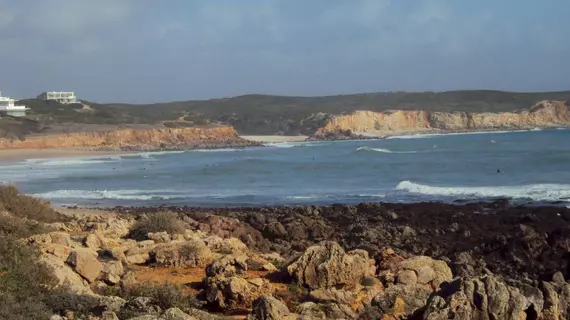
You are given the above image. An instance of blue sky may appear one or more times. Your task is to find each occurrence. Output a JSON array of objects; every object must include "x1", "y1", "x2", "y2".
[{"x1": 0, "y1": 0, "x2": 569, "y2": 103}]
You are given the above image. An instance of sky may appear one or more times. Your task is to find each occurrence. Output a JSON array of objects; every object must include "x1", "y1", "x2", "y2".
[{"x1": 0, "y1": 0, "x2": 569, "y2": 103}]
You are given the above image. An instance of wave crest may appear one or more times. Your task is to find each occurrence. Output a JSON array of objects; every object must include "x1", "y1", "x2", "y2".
[
  {"x1": 396, "y1": 180, "x2": 570, "y2": 202},
  {"x1": 357, "y1": 146, "x2": 418, "y2": 154}
]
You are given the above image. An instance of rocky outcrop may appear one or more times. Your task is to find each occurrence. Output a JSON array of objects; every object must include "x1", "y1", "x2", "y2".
[
  {"x1": 287, "y1": 241, "x2": 376, "y2": 290},
  {"x1": 311, "y1": 100, "x2": 570, "y2": 139},
  {"x1": 0, "y1": 126, "x2": 260, "y2": 151},
  {"x1": 149, "y1": 240, "x2": 213, "y2": 268},
  {"x1": 203, "y1": 276, "x2": 274, "y2": 310}
]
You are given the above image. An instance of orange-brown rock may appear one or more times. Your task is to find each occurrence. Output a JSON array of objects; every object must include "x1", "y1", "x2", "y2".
[
  {"x1": 313, "y1": 100, "x2": 570, "y2": 138},
  {"x1": 0, "y1": 126, "x2": 259, "y2": 151}
]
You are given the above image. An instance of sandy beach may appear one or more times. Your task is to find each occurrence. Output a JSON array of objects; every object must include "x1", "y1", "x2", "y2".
[
  {"x1": 240, "y1": 135, "x2": 308, "y2": 143},
  {"x1": 0, "y1": 149, "x2": 128, "y2": 163}
]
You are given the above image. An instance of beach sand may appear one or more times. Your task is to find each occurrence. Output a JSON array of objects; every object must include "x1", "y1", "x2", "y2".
[
  {"x1": 0, "y1": 149, "x2": 128, "y2": 163},
  {"x1": 240, "y1": 135, "x2": 308, "y2": 143}
]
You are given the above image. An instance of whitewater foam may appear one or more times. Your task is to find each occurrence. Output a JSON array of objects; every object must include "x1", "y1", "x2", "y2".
[
  {"x1": 396, "y1": 180, "x2": 570, "y2": 202},
  {"x1": 34, "y1": 189, "x2": 186, "y2": 201},
  {"x1": 386, "y1": 130, "x2": 531, "y2": 140},
  {"x1": 357, "y1": 146, "x2": 418, "y2": 154}
]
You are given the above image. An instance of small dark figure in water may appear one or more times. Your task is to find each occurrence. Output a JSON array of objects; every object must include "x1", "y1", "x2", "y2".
[{"x1": 497, "y1": 169, "x2": 501, "y2": 173}]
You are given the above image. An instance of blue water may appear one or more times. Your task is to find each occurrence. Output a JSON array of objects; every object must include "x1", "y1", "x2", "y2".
[{"x1": 1, "y1": 129, "x2": 569, "y2": 207}]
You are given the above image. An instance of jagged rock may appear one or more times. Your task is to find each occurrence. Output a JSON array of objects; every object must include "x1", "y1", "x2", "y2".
[
  {"x1": 27, "y1": 233, "x2": 52, "y2": 245},
  {"x1": 297, "y1": 301, "x2": 357, "y2": 319},
  {"x1": 100, "y1": 260, "x2": 125, "y2": 285},
  {"x1": 102, "y1": 311, "x2": 120, "y2": 320},
  {"x1": 148, "y1": 231, "x2": 172, "y2": 244},
  {"x1": 287, "y1": 241, "x2": 376, "y2": 290},
  {"x1": 128, "y1": 316, "x2": 159, "y2": 320},
  {"x1": 50, "y1": 232, "x2": 73, "y2": 246},
  {"x1": 124, "y1": 240, "x2": 157, "y2": 265},
  {"x1": 260, "y1": 262, "x2": 278, "y2": 272},
  {"x1": 247, "y1": 296, "x2": 297, "y2": 320},
  {"x1": 203, "y1": 276, "x2": 274, "y2": 310},
  {"x1": 203, "y1": 236, "x2": 248, "y2": 254},
  {"x1": 371, "y1": 284, "x2": 432, "y2": 319},
  {"x1": 66, "y1": 247, "x2": 102, "y2": 283},
  {"x1": 160, "y1": 307, "x2": 198, "y2": 320},
  {"x1": 39, "y1": 254, "x2": 94, "y2": 295},
  {"x1": 422, "y1": 275, "x2": 546, "y2": 320},
  {"x1": 185, "y1": 308, "x2": 234, "y2": 320},
  {"x1": 83, "y1": 232, "x2": 106, "y2": 250},
  {"x1": 150, "y1": 239, "x2": 213, "y2": 268},
  {"x1": 388, "y1": 256, "x2": 453, "y2": 289},
  {"x1": 206, "y1": 254, "x2": 248, "y2": 277},
  {"x1": 120, "y1": 271, "x2": 138, "y2": 289},
  {"x1": 44, "y1": 243, "x2": 73, "y2": 260}
]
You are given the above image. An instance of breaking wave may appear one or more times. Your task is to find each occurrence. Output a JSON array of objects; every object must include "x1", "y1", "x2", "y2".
[
  {"x1": 357, "y1": 146, "x2": 418, "y2": 154},
  {"x1": 34, "y1": 189, "x2": 186, "y2": 201},
  {"x1": 396, "y1": 180, "x2": 570, "y2": 202}
]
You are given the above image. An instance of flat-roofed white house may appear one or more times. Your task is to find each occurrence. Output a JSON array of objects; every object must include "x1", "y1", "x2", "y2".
[
  {"x1": 37, "y1": 91, "x2": 78, "y2": 104},
  {"x1": 0, "y1": 92, "x2": 28, "y2": 117}
]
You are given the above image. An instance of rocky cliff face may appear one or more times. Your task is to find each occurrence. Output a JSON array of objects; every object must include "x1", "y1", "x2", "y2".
[
  {"x1": 0, "y1": 126, "x2": 259, "y2": 151},
  {"x1": 312, "y1": 100, "x2": 570, "y2": 139}
]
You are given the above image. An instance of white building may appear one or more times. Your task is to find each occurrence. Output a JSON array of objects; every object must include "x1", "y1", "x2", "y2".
[
  {"x1": 37, "y1": 91, "x2": 78, "y2": 104},
  {"x1": 0, "y1": 92, "x2": 28, "y2": 117}
]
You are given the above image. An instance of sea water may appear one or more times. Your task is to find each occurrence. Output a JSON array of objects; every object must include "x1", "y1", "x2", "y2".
[{"x1": 1, "y1": 129, "x2": 569, "y2": 207}]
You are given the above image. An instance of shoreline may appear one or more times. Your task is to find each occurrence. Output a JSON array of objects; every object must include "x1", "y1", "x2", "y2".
[
  {"x1": 0, "y1": 149, "x2": 131, "y2": 163},
  {"x1": 0, "y1": 127, "x2": 564, "y2": 163}
]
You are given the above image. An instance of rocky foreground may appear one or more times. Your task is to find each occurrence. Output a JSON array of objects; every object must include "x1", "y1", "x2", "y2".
[{"x1": 15, "y1": 200, "x2": 567, "y2": 320}]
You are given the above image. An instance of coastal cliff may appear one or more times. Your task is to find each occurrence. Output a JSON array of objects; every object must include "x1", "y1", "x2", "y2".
[
  {"x1": 311, "y1": 100, "x2": 570, "y2": 139},
  {"x1": 0, "y1": 126, "x2": 259, "y2": 151}
]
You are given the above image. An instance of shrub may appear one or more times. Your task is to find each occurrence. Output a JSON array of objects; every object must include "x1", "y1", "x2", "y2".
[
  {"x1": 43, "y1": 291, "x2": 101, "y2": 317},
  {"x1": 0, "y1": 184, "x2": 68, "y2": 223},
  {"x1": 127, "y1": 212, "x2": 185, "y2": 241},
  {"x1": 114, "y1": 283, "x2": 203, "y2": 318},
  {"x1": 0, "y1": 214, "x2": 50, "y2": 238}
]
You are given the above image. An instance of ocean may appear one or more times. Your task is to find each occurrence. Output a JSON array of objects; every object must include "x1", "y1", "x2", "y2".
[{"x1": 1, "y1": 129, "x2": 569, "y2": 207}]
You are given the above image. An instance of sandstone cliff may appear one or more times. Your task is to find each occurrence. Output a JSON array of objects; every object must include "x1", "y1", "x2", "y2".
[
  {"x1": 312, "y1": 100, "x2": 570, "y2": 139},
  {"x1": 0, "y1": 126, "x2": 259, "y2": 151}
]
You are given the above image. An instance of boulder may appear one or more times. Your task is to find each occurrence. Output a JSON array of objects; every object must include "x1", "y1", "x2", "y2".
[
  {"x1": 206, "y1": 254, "x2": 249, "y2": 277},
  {"x1": 83, "y1": 232, "x2": 106, "y2": 250},
  {"x1": 247, "y1": 296, "x2": 297, "y2": 320},
  {"x1": 66, "y1": 247, "x2": 102, "y2": 283},
  {"x1": 160, "y1": 308, "x2": 198, "y2": 320},
  {"x1": 50, "y1": 232, "x2": 73, "y2": 246},
  {"x1": 296, "y1": 301, "x2": 357, "y2": 319},
  {"x1": 422, "y1": 276, "x2": 546, "y2": 320},
  {"x1": 286, "y1": 241, "x2": 376, "y2": 290},
  {"x1": 44, "y1": 243, "x2": 73, "y2": 260},
  {"x1": 203, "y1": 236, "x2": 248, "y2": 254},
  {"x1": 39, "y1": 254, "x2": 94, "y2": 295},
  {"x1": 124, "y1": 240, "x2": 157, "y2": 265},
  {"x1": 100, "y1": 260, "x2": 125, "y2": 285},
  {"x1": 148, "y1": 231, "x2": 171, "y2": 244},
  {"x1": 371, "y1": 284, "x2": 432, "y2": 319},
  {"x1": 203, "y1": 276, "x2": 274, "y2": 310},
  {"x1": 102, "y1": 311, "x2": 120, "y2": 320},
  {"x1": 396, "y1": 256, "x2": 453, "y2": 289},
  {"x1": 151, "y1": 240, "x2": 213, "y2": 268}
]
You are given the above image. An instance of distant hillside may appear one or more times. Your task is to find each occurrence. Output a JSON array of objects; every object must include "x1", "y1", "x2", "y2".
[{"x1": 17, "y1": 90, "x2": 570, "y2": 135}]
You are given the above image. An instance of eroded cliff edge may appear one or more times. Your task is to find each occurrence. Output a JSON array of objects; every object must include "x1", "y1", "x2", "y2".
[
  {"x1": 0, "y1": 126, "x2": 259, "y2": 151},
  {"x1": 311, "y1": 100, "x2": 570, "y2": 139}
]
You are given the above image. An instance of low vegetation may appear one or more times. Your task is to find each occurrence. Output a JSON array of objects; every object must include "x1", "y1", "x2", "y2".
[
  {"x1": 127, "y1": 211, "x2": 186, "y2": 241},
  {"x1": 0, "y1": 186, "x2": 87, "y2": 319},
  {"x1": 0, "y1": 184, "x2": 68, "y2": 223}
]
